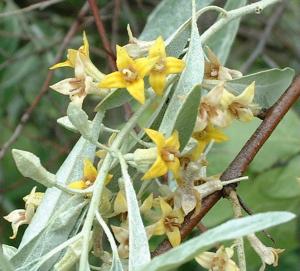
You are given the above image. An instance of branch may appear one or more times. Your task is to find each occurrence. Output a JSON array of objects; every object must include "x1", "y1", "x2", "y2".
[
  {"x1": 87, "y1": 0, "x2": 116, "y2": 70},
  {"x1": 0, "y1": 0, "x2": 64, "y2": 18},
  {"x1": 0, "y1": 2, "x2": 90, "y2": 161},
  {"x1": 241, "y1": 0, "x2": 288, "y2": 73},
  {"x1": 152, "y1": 75, "x2": 300, "y2": 256}
]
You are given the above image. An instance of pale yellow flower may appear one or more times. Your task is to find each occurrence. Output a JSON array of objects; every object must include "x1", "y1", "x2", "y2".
[
  {"x1": 50, "y1": 54, "x2": 99, "y2": 106},
  {"x1": 195, "y1": 83, "x2": 228, "y2": 132},
  {"x1": 50, "y1": 32, "x2": 104, "y2": 81},
  {"x1": 142, "y1": 129, "x2": 181, "y2": 180},
  {"x1": 4, "y1": 186, "x2": 43, "y2": 239},
  {"x1": 98, "y1": 45, "x2": 156, "y2": 104},
  {"x1": 148, "y1": 36, "x2": 185, "y2": 95},
  {"x1": 68, "y1": 159, "x2": 112, "y2": 190},
  {"x1": 111, "y1": 224, "x2": 154, "y2": 259},
  {"x1": 247, "y1": 234, "x2": 284, "y2": 271},
  {"x1": 153, "y1": 197, "x2": 184, "y2": 247},
  {"x1": 191, "y1": 125, "x2": 228, "y2": 160},
  {"x1": 204, "y1": 47, "x2": 242, "y2": 81},
  {"x1": 195, "y1": 245, "x2": 240, "y2": 271},
  {"x1": 221, "y1": 82, "x2": 256, "y2": 123}
]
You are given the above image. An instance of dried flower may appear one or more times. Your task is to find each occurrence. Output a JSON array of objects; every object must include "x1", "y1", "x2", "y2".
[{"x1": 247, "y1": 234, "x2": 284, "y2": 271}]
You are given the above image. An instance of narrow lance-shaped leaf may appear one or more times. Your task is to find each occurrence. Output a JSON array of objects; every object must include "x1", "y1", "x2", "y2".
[
  {"x1": 159, "y1": 2, "x2": 204, "y2": 149},
  {"x1": 13, "y1": 112, "x2": 104, "y2": 270},
  {"x1": 119, "y1": 154, "x2": 150, "y2": 271},
  {"x1": 205, "y1": 0, "x2": 247, "y2": 64},
  {"x1": 138, "y1": 212, "x2": 295, "y2": 271}
]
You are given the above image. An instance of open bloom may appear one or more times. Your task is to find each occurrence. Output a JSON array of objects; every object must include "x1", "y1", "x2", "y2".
[
  {"x1": 221, "y1": 81, "x2": 257, "y2": 123},
  {"x1": 204, "y1": 47, "x2": 242, "y2": 81},
  {"x1": 247, "y1": 234, "x2": 284, "y2": 271},
  {"x1": 191, "y1": 125, "x2": 228, "y2": 160},
  {"x1": 153, "y1": 197, "x2": 184, "y2": 247},
  {"x1": 148, "y1": 36, "x2": 185, "y2": 95},
  {"x1": 99, "y1": 45, "x2": 156, "y2": 104},
  {"x1": 50, "y1": 54, "x2": 100, "y2": 106},
  {"x1": 68, "y1": 159, "x2": 112, "y2": 189},
  {"x1": 195, "y1": 245, "x2": 240, "y2": 271},
  {"x1": 50, "y1": 32, "x2": 104, "y2": 81},
  {"x1": 4, "y1": 187, "x2": 43, "y2": 239},
  {"x1": 142, "y1": 129, "x2": 181, "y2": 180},
  {"x1": 195, "y1": 83, "x2": 228, "y2": 132}
]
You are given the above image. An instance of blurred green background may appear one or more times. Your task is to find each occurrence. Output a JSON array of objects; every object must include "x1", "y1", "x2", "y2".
[{"x1": 0, "y1": 0, "x2": 299, "y2": 270}]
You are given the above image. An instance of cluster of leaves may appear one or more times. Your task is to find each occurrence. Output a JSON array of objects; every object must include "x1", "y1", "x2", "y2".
[{"x1": 1, "y1": 0, "x2": 300, "y2": 271}]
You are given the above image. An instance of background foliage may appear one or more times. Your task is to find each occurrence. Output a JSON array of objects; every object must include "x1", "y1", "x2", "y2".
[{"x1": 0, "y1": 0, "x2": 299, "y2": 270}]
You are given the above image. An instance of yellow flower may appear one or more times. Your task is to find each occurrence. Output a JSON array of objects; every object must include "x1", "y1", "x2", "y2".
[
  {"x1": 195, "y1": 245, "x2": 240, "y2": 271},
  {"x1": 204, "y1": 47, "x2": 242, "y2": 81},
  {"x1": 142, "y1": 129, "x2": 181, "y2": 180},
  {"x1": 50, "y1": 32, "x2": 104, "y2": 81},
  {"x1": 221, "y1": 82, "x2": 257, "y2": 123},
  {"x1": 50, "y1": 54, "x2": 99, "y2": 106},
  {"x1": 98, "y1": 45, "x2": 156, "y2": 104},
  {"x1": 191, "y1": 125, "x2": 228, "y2": 160},
  {"x1": 148, "y1": 36, "x2": 185, "y2": 95},
  {"x1": 4, "y1": 186, "x2": 43, "y2": 239},
  {"x1": 68, "y1": 159, "x2": 112, "y2": 189},
  {"x1": 153, "y1": 197, "x2": 184, "y2": 247}
]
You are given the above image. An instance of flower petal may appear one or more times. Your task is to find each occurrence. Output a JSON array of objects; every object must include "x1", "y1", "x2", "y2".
[
  {"x1": 83, "y1": 159, "x2": 97, "y2": 181},
  {"x1": 236, "y1": 81, "x2": 255, "y2": 105},
  {"x1": 159, "y1": 197, "x2": 173, "y2": 216},
  {"x1": 166, "y1": 226, "x2": 181, "y2": 247},
  {"x1": 142, "y1": 155, "x2": 168, "y2": 180},
  {"x1": 116, "y1": 45, "x2": 134, "y2": 70},
  {"x1": 140, "y1": 193, "x2": 153, "y2": 214},
  {"x1": 203, "y1": 83, "x2": 224, "y2": 106},
  {"x1": 68, "y1": 180, "x2": 87, "y2": 190},
  {"x1": 67, "y1": 49, "x2": 78, "y2": 67},
  {"x1": 195, "y1": 252, "x2": 215, "y2": 269},
  {"x1": 49, "y1": 59, "x2": 73, "y2": 70},
  {"x1": 135, "y1": 57, "x2": 157, "y2": 78},
  {"x1": 153, "y1": 220, "x2": 166, "y2": 235},
  {"x1": 149, "y1": 36, "x2": 166, "y2": 58},
  {"x1": 81, "y1": 31, "x2": 90, "y2": 57},
  {"x1": 165, "y1": 57, "x2": 185, "y2": 74},
  {"x1": 165, "y1": 130, "x2": 180, "y2": 150},
  {"x1": 111, "y1": 225, "x2": 129, "y2": 244},
  {"x1": 167, "y1": 157, "x2": 180, "y2": 179},
  {"x1": 113, "y1": 191, "x2": 128, "y2": 215},
  {"x1": 149, "y1": 71, "x2": 166, "y2": 95},
  {"x1": 144, "y1": 128, "x2": 165, "y2": 149},
  {"x1": 50, "y1": 78, "x2": 76, "y2": 95},
  {"x1": 98, "y1": 71, "x2": 127, "y2": 89},
  {"x1": 126, "y1": 79, "x2": 145, "y2": 104},
  {"x1": 191, "y1": 140, "x2": 207, "y2": 161}
]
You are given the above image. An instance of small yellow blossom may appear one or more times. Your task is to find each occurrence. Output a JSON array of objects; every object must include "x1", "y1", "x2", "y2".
[
  {"x1": 50, "y1": 55, "x2": 99, "y2": 106},
  {"x1": 148, "y1": 36, "x2": 185, "y2": 95},
  {"x1": 4, "y1": 187, "x2": 43, "y2": 239},
  {"x1": 191, "y1": 125, "x2": 228, "y2": 160},
  {"x1": 204, "y1": 47, "x2": 242, "y2": 81},
  {"x1": 221, "y1": 82, "x2": 257, "y2": 123},
  {"x1": 247, "y1": 234, "x2": 284, "y2": 271},
  {"x1": 142, "y1": 129, "x2": 181, "y2": 180},
  {"x1": 195, "y1": 245, "x2": 240, "y2": 271},
  {"x1": 99, "y1": 45, "x2": 156, "y2": 104},
  {"x1": 153, "y1": 197, "x2": 184, "y2": 247},
  {"x1": 195, "y1": 83, "x2": 228, "y2": 132},
  {"x1": 68, "y1": 159, "x2": 112, "y2": 189}
]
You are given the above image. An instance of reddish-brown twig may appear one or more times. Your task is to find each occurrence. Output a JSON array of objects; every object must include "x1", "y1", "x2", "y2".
[
  {"x1": 87, "y1": 0, "x2": 116, "y2": 70},
  {"x1": 152, "y1": 75, "x2": 300, "y2": 256},
  {"x1": 0, "y1": 3, "x2": 90, "y2": 161}
]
